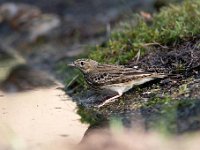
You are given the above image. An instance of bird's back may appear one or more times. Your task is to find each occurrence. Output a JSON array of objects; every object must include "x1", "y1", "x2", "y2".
[{"x1": 85, "y1": 64, "x2": 166, "y2": 88}]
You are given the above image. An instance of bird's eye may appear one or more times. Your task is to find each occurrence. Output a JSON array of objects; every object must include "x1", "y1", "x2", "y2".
[{"x1": 80, "y1": 61, "x2": 84, "y2": 66}]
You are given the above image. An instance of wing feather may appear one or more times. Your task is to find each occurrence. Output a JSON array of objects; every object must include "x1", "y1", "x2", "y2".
[{"x1": 85, "y1": 64, "x2": 157, "y2": 86}]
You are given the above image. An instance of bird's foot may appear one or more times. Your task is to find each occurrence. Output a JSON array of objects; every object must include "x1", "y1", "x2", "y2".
[{"x1": 96, "y1": 94, "x2": 121, "y2": 108}]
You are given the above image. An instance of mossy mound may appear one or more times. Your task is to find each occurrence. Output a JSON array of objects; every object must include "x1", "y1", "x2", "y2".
[
  {"x1": 89, "y1": 0, "x2": 200, "y2": 64},
  {"x1": 74, "y1": 0, "x2": 200, "y2": 134}
]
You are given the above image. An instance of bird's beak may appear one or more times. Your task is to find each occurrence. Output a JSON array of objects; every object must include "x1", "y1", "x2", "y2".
[{"x1": 68, "y1": 63, "x2": 75, "y2": 67}]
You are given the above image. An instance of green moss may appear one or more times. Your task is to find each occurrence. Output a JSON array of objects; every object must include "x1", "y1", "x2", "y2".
[
  {"x1": 142, "y1": 97, "x2": 178, "y2": 134},
  {"x1": 90, "y1": 0, "x2": 200, "y2": 64},
  {"x1": 140, "y1": 95, "x2": 200, "y2": 134},
  {"x1": 77, "y1": 105, "x2": 106, "y2": 125}
]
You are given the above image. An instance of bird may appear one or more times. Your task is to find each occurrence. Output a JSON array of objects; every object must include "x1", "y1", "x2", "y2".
[{"x1": 70, "y1": 59, "x2": 166, "y2": 107}]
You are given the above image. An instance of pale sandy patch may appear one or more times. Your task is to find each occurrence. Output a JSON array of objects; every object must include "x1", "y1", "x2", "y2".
[{"x1": 0, "y1": 85, "x2": 88, "y2": 150}]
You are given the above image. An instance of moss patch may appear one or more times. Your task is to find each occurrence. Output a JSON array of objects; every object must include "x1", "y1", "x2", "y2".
[
  {"x1": 77, "y1": 105, "x2": 106, "y2": 125},
  {"x1": 141, "y1": 98, "x2": 200, "y2": 134},
  {"x1": 89, "y1": 0, "x2": 200, "y2": 64}
]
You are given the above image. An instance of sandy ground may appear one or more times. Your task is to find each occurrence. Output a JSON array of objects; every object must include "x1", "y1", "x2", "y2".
[{"x1": 0, "y1": 85, "x2": 88, "y2": 150}]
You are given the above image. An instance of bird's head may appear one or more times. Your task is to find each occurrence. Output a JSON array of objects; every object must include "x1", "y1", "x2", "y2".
[{"x1": 69, "y1": 59, "x2": 98, "y2": 74}]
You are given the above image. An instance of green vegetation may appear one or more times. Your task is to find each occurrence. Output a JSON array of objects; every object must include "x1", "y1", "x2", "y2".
[
  {"x1": 141, "y1": 97, "x2": 200, "y2": 134},
  {"x1": 90, "y1": 0, "x2": 200, "y2": 64},
  {"x1": 77, "y1": 105, "x2": 105, "y2": 125},
  {"x1": 71, "y1": 0, "x2": 200, "y2": 134},
  {"x1": 142, "y1": 97, "x2": 178, "y2": 134}
]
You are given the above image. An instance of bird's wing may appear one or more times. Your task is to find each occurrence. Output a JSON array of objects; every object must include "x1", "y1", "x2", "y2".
[{"x1": 87, "y1": 65, "x2": 161, "y2": 86}]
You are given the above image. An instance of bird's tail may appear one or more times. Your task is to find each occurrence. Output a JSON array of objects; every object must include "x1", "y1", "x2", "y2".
[
  {"x1": 152, "y1": 72, "x2": 185, "y2": 79},
  {"x1": 151, "y1": 73, "x2": 167, "y2": 78}
]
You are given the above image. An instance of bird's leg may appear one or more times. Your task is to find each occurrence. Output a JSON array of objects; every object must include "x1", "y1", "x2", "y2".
[{"x1": 97, "y1": 93, "x2": 122, "y2": 108}]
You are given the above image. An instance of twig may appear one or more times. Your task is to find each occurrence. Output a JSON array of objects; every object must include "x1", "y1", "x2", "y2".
[
  {"x1": 66, "y1": 74, "x2": 79, "y2": 89},
  {"x1": 135, "y1": 49, "x2": 141, "y2": 63},
  {"x1": 142, "y1": 42, "x2": 168, "y2": 49}
]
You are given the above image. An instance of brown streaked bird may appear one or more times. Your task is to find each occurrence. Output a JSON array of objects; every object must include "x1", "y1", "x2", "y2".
[{"x1": 70, "y1": 59, "x2": 166, "y2": 107}]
